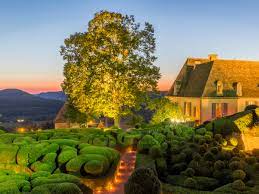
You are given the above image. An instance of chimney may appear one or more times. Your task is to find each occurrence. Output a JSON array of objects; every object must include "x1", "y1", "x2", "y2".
[{"x1": 208, "y1": 54, "x2": 218, "y2": 61}]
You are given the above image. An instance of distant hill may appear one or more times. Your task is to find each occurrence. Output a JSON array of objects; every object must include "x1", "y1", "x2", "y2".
[
  {"x1": 36, "y1": 91, "x2": 66, "y2": 102},
  {"x1": 0, "y1": 89, "x2": 64, "y2": 122}
]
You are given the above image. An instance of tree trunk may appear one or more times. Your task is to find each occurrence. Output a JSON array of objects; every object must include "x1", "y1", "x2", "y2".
[{"x1": 114, "y1": 116, "x2": 120, "y2": 128}]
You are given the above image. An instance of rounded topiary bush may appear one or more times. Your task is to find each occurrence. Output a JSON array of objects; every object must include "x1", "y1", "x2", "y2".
[
  {"x1": 221, "y1": 139, "x2": 227, "y2": 146},
  {"x1": 84, "y1": 160, "x2": 104, "y2": 176},
  {"x1": 232, "y1": 170, "x2": 246, "y2": 180},
  {"x1": 214, "y1": 160, "x2": 225, "y2": 170},
  {"x1": 214, "y1": 134, "x2": 222, "y2": 142},
  {"x1": 149, "y1": 145, "x2": 162, "y2": 159},
  {"x1": 171, "y1": 162, "x2": 187, "y2": 174},
  {"x1": 203, "y1": 151, "x2": 215, "y2": 161},
  {"x1": 196, "y1": 128, "x2": 206, "y2": 135},
  {"x1": 124, "y1": 168, "x2": 161, "y2": 194},
  {"x1": 137, "y1": 135, "x2": 159, "y2": 153},
  {"x1": 184, "y1": 177, "x2": 197, "y2": 189},
  {"x1": 229, "y1": 137, "x2": 238, "y2": 146},
  {"x1": 232, "y1": 179, "x2": 246, "y2": 191},
  {"x1": 192, "y1": 153, "x2": 201, "y2": 161},
  {"x1": 210, "y1": 147, "x2": 219, "y2": 155},
  {"x1": 229, "y1": 161, "x2": 244, "y2": 170},
  {"x1": 181, "y1": 168, "x2": 195, "y2": 177}
]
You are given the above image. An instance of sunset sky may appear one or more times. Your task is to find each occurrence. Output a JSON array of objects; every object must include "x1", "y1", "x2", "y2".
[{"x1": 1, "y1": 0, "x2": 259, "y2": 93}]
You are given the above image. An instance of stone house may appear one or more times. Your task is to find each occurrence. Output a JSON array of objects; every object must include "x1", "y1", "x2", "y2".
[{"x1": 168, "y1": 54, "x2": 259, "y2": 123}]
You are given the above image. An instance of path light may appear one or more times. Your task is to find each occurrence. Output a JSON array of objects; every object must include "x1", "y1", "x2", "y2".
[{"x1": 17, "y1": 128, "x2": 26, "y2": 133}]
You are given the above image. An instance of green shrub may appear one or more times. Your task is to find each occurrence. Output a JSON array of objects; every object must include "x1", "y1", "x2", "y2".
[
  {"x1": 203, "y1": 152, "x2": 215, "y2": 161},
  {"x1": 229, "y1": 161, "x2": 244, "y2": 170},
  {"x1": 137, "y1": 135, "x2": 159, "y2": 153},
  {"x1": 153, "y1": 133, "x2": 166, "y2": 144},
  {"x1": 31, "y1": 171, "x2": 51, "y2": 179},
  {"x1": 232, "y1": 170, "x2": 246, "y2": 180},
  {"x1": 229, "y1": 137, "x2": 238, "y2": 146},
  {"x1": 45, "y1": 139, "x2": 79, "y2": 147},
  {"x1": 31, "y1": 173, "x2": 80, "y2": 188},
  {"x1": 84, "y1": 160, "x2": 103, "y2": 176},
  {"x1": 171, "y1": 162, "x2": 187, "y2": 174},
  {"x1": 181, "y1": 168, "x2": 195, "y2": 177},
  {"x1": 43, "y1": 153, "x2": 57, "y2": 164},
  {"x1": 124, "y1": 168, "x2": 161, "y2": 194},
  {"x1": 155, "y1": 157, "x2": 167, "y2": 175},
  {"x1": 66, "y1": 154, "x2": 109, "y2": 174},
  {"x1": 210, "y1": 147, "x2": 219, "y2": 154},
  {"x1": 171, "y1": 153, "x2": 186, "y2": 164},
  {"x1": 92, "y1": 136, "x2": 108, "y2": 146},
  {"x1": 149, "y1": 145, "x2": 162, "y2": 159},
  {"x1": 13, "y1": 136, "x2": 35, "y2": 144},
  {"x1": 0, "y1": 144, "x2": 19, "y2": 164},
  {"x1": 214, "y1": 160, "x2": 225, "y2": 170},
  {"x1": 17, "y1": 145, "x2": 30, "y2": 166},
  {"x1": 232, "y1": 179, "x2": 246, "y2": 191},
  {"x1": 0, "y1": 164, "x2": 32, "y2": 174},
  {"x1": 233, "y1": 111, "x2": 254, "y2": 132},
  {"x1": 41, "y1": 143, "x2": 59, "y2": 155},
  {"x1": 0, "y1": 134, "x2": 18, "y2": 144},
  {"x1": 184, "y1": 177, "x2": 197, "y2": 189},
  {"x1": 194, "y1": 176, "x2": 219, "y2": 190},
  {"x1": 79, "y1": 146, "x2": 119, "y2": 163},
  {"x1": 58, "y1": 149, "x2": 77, "y2": 165},
  {"x1": 28, "y1": 143, "x2": 48, "y2": 164},
  {"x1": 31, "y1": 162, "x2": 55, "y2": 173},
  {"x1": 196, "y1": 128, "x2": 206, "y2": 135},
  {"x1": 214, "y1": 134, "x2": 222, "y2": 142},
  {"x1": 221, "y1": 139, "x2": 227, "y2": 146},
  {"x1": 192, "y1": 153, "x2": 201, "y2": 161}
]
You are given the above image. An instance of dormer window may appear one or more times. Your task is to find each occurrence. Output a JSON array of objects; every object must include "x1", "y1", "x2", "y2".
[
  {"x1": 233, "y1": 82, "x2": 242, "y2": 97},
  {"x1": 216, "y1": 80, "x2": 223, "y2": 96}
]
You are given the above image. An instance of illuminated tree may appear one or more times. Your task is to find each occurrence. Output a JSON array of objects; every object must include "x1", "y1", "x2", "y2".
[
  {"x1": 61, "y1": 11, "x2": 160, "y2": 127},
  {"x1": 148, "y1": 97, "x2": 184, "y2": 124}
]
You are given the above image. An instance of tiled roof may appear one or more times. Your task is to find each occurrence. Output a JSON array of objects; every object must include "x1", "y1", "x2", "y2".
[{"x1": 169, "y1": 57, "x2": 259, "y2": 98}]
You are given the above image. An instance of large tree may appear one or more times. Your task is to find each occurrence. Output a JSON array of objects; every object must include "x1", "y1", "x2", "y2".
[{"x1": 61, "y1": 11, "x2": 160, "y2": 127}]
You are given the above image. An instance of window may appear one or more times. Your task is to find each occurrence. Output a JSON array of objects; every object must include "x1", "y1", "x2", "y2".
[
  {"x1": 233, "y1": 82, "x2": 242, "y2": 96},
  {"x1": 246, "y1": 101, "x2": 256, "y2": 106},
  {"x1": 193, "y1": 106, "x2": 197, "y2": 117},
  {"x1": 212, "y1": 103, "x2": 228, "y2": 119},
  {"x1": 184, "y1": 102, "x2": 192, "y2": 116},
  {"x1": 216, "y1": 81, "x2": 223, "y2": 96}
]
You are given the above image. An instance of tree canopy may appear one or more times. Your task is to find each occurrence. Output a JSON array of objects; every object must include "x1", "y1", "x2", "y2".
[
  {"x1": 61, "y1": 11, "x2": 160, "y2": 127},
  {"x1": 148, "y1": 97, "x2": 185, "y2": 124}
]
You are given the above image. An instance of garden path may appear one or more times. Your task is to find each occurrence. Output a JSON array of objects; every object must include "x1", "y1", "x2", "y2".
[{"x1": 94, "y1": 147, "x2": 137, "y2": 194}]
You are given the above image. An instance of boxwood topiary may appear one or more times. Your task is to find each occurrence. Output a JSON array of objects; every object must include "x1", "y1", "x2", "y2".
[
  {"x1": 58, "y1": 149, "x2": 77, "y2": 165},
  {"x1": 84, "y1": 160, "x2": 104, "y2": 176},
  {"x1": 232, "y1": 179, "x2": 246, "y2": 191},
  {"x1": 149, "y1": 145, "x2": 162, "y2": 159},
  {"x1": 203, "y1": 151, "x2": 215, "y2": 161},
  {"x1": 232, "y1": 170, "x2": 246, "y2": 180},
  {"x1": 229, "y1": 161, "x2": 244, "y2": 170},
  {"x1": 124, "y1": 168, "x2": 161, "y2": 194},
  {"x1": 184, "y1": 177, "x2": 197, "y2": 189},
  {"x1": 0, "y1": 144, "x2": 19, "y2": 164},
  {"x1": 214, "y1": 160, "x2": 225, "y2": 170},
  {"x1": 196, "y1": 128, "x2": 206, "y2": 135},
  {"x1": 137, "y1": 135, "x2": 159, "y2": 153}
]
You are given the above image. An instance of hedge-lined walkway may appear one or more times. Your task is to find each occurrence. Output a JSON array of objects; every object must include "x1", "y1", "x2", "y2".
[{"x1": 94, "y1": 147, "x2": 136, "y2": 194}]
